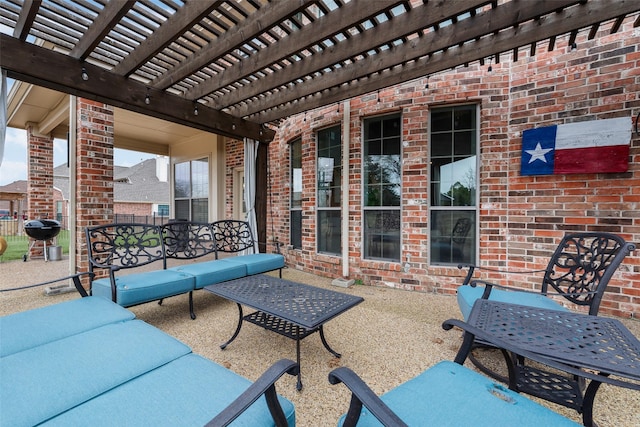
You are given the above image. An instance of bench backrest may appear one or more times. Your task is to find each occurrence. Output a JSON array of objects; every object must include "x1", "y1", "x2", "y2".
[
  {"x1": 211, "y1": 220, "x2": 257, "y2": 256},
  {"x1": 162, "y1": 221, "x2": 216, "y2": 260},
  {"x1": 86, "y1": 223, "x2": 166, "y2": 272}
]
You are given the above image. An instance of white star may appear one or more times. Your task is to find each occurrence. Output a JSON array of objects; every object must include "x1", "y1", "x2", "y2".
[{"x1": 525, "y1": 142, "x2": 553, "y2": 164}]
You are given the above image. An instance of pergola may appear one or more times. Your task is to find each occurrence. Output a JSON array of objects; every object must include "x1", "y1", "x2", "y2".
[{"x1": 1, "y1": 0, "x2": 639, "y2": 241}]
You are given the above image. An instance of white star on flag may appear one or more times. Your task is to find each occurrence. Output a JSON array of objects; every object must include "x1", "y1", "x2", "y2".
[{"x1": 525, "y1": 142, "x2": 553, "y2": 164}]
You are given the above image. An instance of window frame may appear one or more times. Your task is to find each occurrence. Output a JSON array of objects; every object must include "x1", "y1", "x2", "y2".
[
  {"x1": 428, "y1": 103, "x2": 479, "y2": 266},
  {"x1": 173, "y1": 157, "x2": 209, "y2": 222},
  {"x1": 362, "y1": 113, "x2": 402, "y2": 262},
  {"x1": 290, "y1": 138, "x2": 303, "y2": 249},
  {"x1": 316, "y1": 124, "x2": 342, "y2": 256}
]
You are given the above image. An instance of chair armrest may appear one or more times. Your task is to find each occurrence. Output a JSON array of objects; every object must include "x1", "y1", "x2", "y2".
[
  {"x1": 328, "y1": 367, "x2": 408, "y2": 427},
  {"x1": 470, "y1": 279, "x2": 596, "y2": 300},
  {"x1": 0, "y1": 271, "x2": 94, "y2": 297},
  {"x1": 457, "y1": 264, "x2": 548, "y2": 286},
  {"x1": 204, "y1": 359, "x2": 299, "y2": 427}
]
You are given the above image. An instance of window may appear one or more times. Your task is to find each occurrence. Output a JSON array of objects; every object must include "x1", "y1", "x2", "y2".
[
  {"x1": 317, "y1": 125, "x2": 341, "y2": 255},
  {"x1": 233, "y1": 167, "x2": 246, "y2": 220},
  {"x1": 157, "y1": 205, "x2": 169, "y2": 216},
  {"x1": 174, "y1": 158, "x2": 209, "y2": 222},
  {"x1": 290, "y1": 139, "x2": 302, "y2": 249},
  {"x1": 429, "y1": 105, "x2": 478, "y2": 265},
  {"x1": 363, "y1": 114, "x2": 401, "y2": 261}
]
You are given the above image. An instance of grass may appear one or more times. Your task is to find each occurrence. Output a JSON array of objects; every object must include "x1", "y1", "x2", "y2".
[{"x1": 0, "y1": 230, "x2": 70, "y2": 262}]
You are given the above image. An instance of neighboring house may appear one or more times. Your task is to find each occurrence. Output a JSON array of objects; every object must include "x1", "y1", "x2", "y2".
[{"x1": 113, "y1": 157, "x2": 170, "y2": 218}]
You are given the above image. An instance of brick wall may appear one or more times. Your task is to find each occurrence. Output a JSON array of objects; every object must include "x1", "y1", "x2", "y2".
[
  {"x1": 26, "y1": 126, "x2": 54, "y2": 258},
  {"x1": 248, "y1": 20, "x2": 640, "y2": 318},
  {"x1": 225, "y1": 138, "x2": 244, "y2": 220},
  {"x1": 75, "y1": 98, "x2": 115, "y2": 278},
  {"x1": 114, "y1": 202, "x2": 152, "y2": 216}
]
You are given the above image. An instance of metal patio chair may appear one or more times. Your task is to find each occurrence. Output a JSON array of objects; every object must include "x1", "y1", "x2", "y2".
[{"x1": 456, "y1": 232, "x2": 635, "y2": 381}]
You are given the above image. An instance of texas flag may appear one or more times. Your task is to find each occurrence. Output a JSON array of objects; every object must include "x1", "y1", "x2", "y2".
[{"x1": 520, "y1": 117, "x2": 631, "y2": 176}]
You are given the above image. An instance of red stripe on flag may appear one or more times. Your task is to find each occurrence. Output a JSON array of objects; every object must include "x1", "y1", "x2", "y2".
[{"x1": 554, "y1": 145, "x2": 629, "y2": 174}]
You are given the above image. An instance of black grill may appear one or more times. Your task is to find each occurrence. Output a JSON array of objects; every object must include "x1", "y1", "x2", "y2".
[{"x1": 24, "y1": 219, "x2": 61, "y2": 241}]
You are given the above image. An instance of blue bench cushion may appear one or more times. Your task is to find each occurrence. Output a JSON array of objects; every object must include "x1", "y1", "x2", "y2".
[
  {"x1": 41, "y1": 354, "x2": 295, "y2": 427},
  {"x1": 170, "y1": 259, "x2": 247, "y2": 290},
  {"x1": 92, "y1": 269, "x2": 196, "y2": 307},
  {"x1": 222, "y1": 253, "x2": 285, "y2": 276},
  {"x1": 338, "y1": 361, "x2": 579, "y2": 427},
  {"x1": 1, "y1": 320, "x2": 191, "y2": 427},
  {"x1": 0, "y1": 297, "x2": 135, "y2": 357},
  {"x1": 457, "y1": 284, "x2": 569, "y2": 320}
]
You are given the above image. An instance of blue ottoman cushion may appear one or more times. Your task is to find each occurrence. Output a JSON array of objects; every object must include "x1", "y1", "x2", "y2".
[
  {"x1": 1, "y1": 320, "x2": 191, "y2": 427},
  {"x1": 42, "y1": 354, "x2": 295, "y2": 427},
  {"x1": 0, "y1": 296, "x2": 134, "y2": 357}
]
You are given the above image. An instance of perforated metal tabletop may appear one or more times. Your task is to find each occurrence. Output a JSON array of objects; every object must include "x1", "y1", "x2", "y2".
[
  {"x1": 206, "y1": 274, "x2": 363, "y2": 329},
  {"x1": 205, "y1": 274, "x2": 363, "y2": 390}
]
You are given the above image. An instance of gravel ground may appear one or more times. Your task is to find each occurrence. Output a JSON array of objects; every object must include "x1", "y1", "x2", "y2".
[{"x1": 1, "y1": 256, "x2": 639, "y2": 426}]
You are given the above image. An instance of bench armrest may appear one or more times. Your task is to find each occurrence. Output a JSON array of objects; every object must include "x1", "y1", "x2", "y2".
[
  {"x1": 0, "y1": 271, "x2": 94, "y2": 297},
  {"x1": 204, "y1": 359, "x2": 299, "y2": 427},
  {"x1": 328, "y1": 367, "x2": 408, "y2": 427}
]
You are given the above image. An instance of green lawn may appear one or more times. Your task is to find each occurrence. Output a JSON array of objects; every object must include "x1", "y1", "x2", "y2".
[{"x1": 1, "y1": 230, "x2": 70, "y2": 262}]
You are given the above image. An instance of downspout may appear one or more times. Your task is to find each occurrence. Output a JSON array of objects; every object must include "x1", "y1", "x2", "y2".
[
  {"x1": 341, "y1": 100, "x2": 350, "y2": 278},
  {"x1": 68, "y1": 95, "x2": 77, "y2": 275}
]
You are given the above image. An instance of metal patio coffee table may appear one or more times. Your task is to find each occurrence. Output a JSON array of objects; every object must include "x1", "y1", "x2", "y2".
[
  {"x1": 460, "y1": 299, "x2": 640, "y2": 426},
  {"x1": 204, "y1": 274, "x2": 364, "y2": 390}
]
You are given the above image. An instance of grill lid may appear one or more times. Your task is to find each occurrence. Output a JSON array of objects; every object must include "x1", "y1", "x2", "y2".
[{"x1": 24, "y1": 219, "x2": 61, "y2": 240}]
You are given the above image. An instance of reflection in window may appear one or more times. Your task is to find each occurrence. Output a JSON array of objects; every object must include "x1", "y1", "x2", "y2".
[
  {"x1": 430, "y1": 105, "x2": 477, "y2": 265},
  {"x1": 173, "y1": 158, "x2": 209, "y2": 222},
  {"x1": 290, "y1": 139, "x2": 302, "y2": 249},
  {"x1": 363, "y1": 114, "x2": 401, "y2": 261},
  {"x1": 317, "y1": 125, "x2": 341, "y2": 255}
]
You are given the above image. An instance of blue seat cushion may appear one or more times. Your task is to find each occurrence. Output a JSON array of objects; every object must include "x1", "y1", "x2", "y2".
[
  {"x1": 0, "y1": 297, "x2": 135, "y2": 357},
  {"x1": 41, "y1": 354, "x2": 296, "y2": 427},
  {"x1": 222, "y1": 253, "x2": 285, "y2": 276},
  {"x1": 91, "y1": 269, "x2": 196, "y2": 306},
  {"x1": 457, "y1": 284, "x2": 569, "y2": 320},
  {"x1": 1, "y1": 320, "x2": 191, "y2": 427},
  {"x1": 170, "y1": 259, "x2": 247, "y2": 289},
  {"x1": 337, "y1": 361, "x2": 579, "y2": 427}
]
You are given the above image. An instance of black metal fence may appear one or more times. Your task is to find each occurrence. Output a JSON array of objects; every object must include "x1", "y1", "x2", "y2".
[
  {"x1": 113, "y1": 213, "x2": 173, "y2": 225},
  {"x1": 1, "y1": 214, "x2": 173, "y2": 241}
]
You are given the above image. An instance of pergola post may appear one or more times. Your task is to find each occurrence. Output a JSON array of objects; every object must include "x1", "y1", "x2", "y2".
[
  {"x1": 74, "y1": 98, "x2": 114, "y2": 283},
  {"x1": 26, "y1": 125, "x2": 54, "y2": 258}
]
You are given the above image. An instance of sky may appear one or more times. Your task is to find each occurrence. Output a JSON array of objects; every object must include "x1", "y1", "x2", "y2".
[{"x1": 0, "y1": 126, "x2": 155, "y2": 186}]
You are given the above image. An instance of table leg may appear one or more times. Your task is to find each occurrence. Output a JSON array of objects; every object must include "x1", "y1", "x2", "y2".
[
  {"x1": 220, "y1": 303, "x2": 244, "y2": 350},
  {"x1": 319, "y1": 326, "x2": 341, "y2": 358},
  {"x1": 296, "y1": 331, "x2": 303, "y2": 391},
  {"x1": 582, "y1": 378, "x2": 605, "y2": 427}
]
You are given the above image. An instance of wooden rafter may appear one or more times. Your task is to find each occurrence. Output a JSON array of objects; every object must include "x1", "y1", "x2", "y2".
[{"x1": 0, "y1": 0, "x2": 638, "y2": 132}]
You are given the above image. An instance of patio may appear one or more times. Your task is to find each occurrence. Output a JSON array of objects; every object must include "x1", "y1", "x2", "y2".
[{"x1": 2, "y1": 257, "x2": 639, "y2": 426}]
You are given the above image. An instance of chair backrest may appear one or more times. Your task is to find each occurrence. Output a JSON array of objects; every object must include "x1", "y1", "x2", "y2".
[
  {"x1": 542, "y1": 232, "x2": 635, "y2": 315},
  {"x1": 162, "y1": 221, "x2": 216, "y2": 260},
  {"x1": 85, "y1": 223, "x2": 165, "y2": 271},
  {"x1": 211, "y1": 220, "x2": 257, "y2": 255}
]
